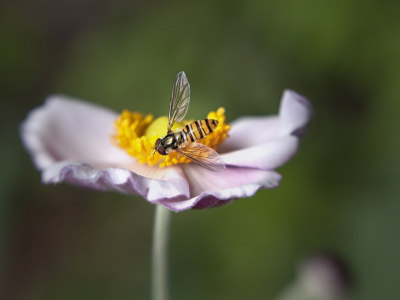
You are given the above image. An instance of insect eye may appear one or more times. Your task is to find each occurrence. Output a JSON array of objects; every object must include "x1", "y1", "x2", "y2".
[
  {"x1": 155, "y1": 139, "x2": 161, "y2": 147},
  {"x1": 157, "y1": 145, "x2": 166, "y2": 155}
]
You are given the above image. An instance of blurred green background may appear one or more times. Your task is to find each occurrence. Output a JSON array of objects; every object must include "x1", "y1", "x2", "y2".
[{"x1": 1, "y1": 0, "x2": 400, "y2": 299}]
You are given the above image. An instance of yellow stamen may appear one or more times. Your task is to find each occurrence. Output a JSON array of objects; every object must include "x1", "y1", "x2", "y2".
[{"x1": 114, "y1": 108, "x2": 230, "y2": 167}]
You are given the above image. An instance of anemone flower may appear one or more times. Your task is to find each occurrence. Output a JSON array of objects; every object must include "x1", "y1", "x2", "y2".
[{"x1": 21, "y1": 89, "x2": 311, "y2": 212}]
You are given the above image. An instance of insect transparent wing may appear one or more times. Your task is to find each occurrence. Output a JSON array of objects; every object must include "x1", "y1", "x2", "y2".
[
  {"x1": 167, "y1": 71, "x2": 190, "y2": 133},
  {"x1": 176, "y1": 142, "x2": 226, "y2": 172}
]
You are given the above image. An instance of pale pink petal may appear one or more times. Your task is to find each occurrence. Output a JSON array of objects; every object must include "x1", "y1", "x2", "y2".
[
  {"x1": 42, "y1": 161, "x2": 190, "y2": 201},
  {"x1": 20, "y1": 95, "x2": 130, "y2": 170},
  {"x1": 279, "y1": 89, "x2": 312, "y2": 137},
  {"x1": 217, "y1": 116, "x2": 280, "y2": 153},
  {"x1": 220, "y1": 136, "x2": 299, "y2": 170},
  {"x1": 218, "y1": 89, "x2": 311, "y2": 153},
  {"x1": 156, "y1": 164, "x2": 282, "y2": 211}
]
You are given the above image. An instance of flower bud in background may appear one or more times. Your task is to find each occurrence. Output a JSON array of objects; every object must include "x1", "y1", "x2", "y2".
[{"x1": 274, "y1": 253, "x2": 351, "y2": 300}]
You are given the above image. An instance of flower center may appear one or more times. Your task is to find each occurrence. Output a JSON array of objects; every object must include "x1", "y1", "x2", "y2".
[{"x1": 114, "y1": 108, "x2": 230, "y2": 167}]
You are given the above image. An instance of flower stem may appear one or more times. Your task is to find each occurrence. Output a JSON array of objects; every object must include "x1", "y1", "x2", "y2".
[{"x1": 151, "y1": 205, "x2": 171, "y2": 300}]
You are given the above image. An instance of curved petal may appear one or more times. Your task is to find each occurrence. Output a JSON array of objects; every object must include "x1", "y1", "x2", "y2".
[
  {"x1": 218, "y1": 90, "x2": 311, "y2": 153},
  {"x1": 220, "y1": 136, "x2": 299, "y2": 170},
  {"x1": 20, "y1": 95, "x2": 130, "y2": 170},
  {"x1": 279, "y1": 89, "x2": 312, "y2": 137},
  {"x1": 157, "y1": 164, "x2": 282, "y2": 211},
  {"x1": 217, "y1": 116, "x2": 280, "y2": 153},
  {"x1": 42, "y1": 161, "x2": 190, "y2": 201}
]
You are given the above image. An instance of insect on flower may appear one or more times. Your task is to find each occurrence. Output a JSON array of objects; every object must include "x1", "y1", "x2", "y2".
[
  {"x1": 20, "y1": 69, "x2": 312, "y2": 211},
  {"x1": 153, "y1": 72, "x2": 226, "y2": 172}
]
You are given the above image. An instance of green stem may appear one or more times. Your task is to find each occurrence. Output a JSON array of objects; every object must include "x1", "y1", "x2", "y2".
[{"x1": 151, "y1": 205, "x2": 171, "y2": 300}]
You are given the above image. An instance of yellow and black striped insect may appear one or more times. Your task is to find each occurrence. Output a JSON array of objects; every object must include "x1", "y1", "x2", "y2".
[
  {"x1": 154, "y1": 71, "x2": 226, "y2": 172},
  {"x1": 182, "y1": 119, "x2": 219, "y2": 143}
]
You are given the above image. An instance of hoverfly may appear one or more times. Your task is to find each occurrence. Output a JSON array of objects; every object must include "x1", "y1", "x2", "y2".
[{"x1": 153, "y1": 71, "x2": 226, "y2": 172}]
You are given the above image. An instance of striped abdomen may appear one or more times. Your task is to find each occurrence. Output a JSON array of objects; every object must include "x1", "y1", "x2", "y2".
[{"x1": 182, "y1": 119, "x2": 219, "y2": 142}]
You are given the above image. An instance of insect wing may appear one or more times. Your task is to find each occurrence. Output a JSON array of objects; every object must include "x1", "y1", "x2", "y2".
[
  {"x1": 167, "y1": 71, "x2": 190, "y2": 133},
  {"x1": 177, "y1": 142, "x2": 226, "y2": 172}
]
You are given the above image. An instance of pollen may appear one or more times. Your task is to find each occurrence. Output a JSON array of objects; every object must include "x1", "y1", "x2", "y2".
[{"x1": 113, "y1": 108, "x2": 230, "y2": 167}]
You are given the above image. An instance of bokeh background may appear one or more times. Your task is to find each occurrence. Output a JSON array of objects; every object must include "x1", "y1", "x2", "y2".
[{"x1": 1, "y1": 0, "x2": 400, "y2": 299}]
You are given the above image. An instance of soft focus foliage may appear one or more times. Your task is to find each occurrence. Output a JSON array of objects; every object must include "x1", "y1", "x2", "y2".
[{"x1": 1, "y1": 0, "x2": 400, "y2": 299}]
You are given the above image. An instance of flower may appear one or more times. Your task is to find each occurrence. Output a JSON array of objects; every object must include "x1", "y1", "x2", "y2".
[{"x1": 20, "y1": 90, "x2": 311, "y2": 211}]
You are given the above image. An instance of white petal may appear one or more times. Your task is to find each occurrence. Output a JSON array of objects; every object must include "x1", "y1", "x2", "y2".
[
  {"x1": 20, "y1": 95, "x2": 130, "y2": 170},
  {"x1": 157, "y1": 164, "x2": 282, "y2": 211},
  {"x1": 42, "y1": 161, "x2": 190, "y2": 201},
  {"x1": 279, "y1": 89, "x2": 312, "y2": 137},
  {"x1": 217, "y1": 116, "x2": 280, "y2": 153},
  {"x1": 218, "y1": 90, "x2": 311, "y2": 153},
  {"x1": 220, "y1": 136, "x2": 299, "y2": 170}
]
